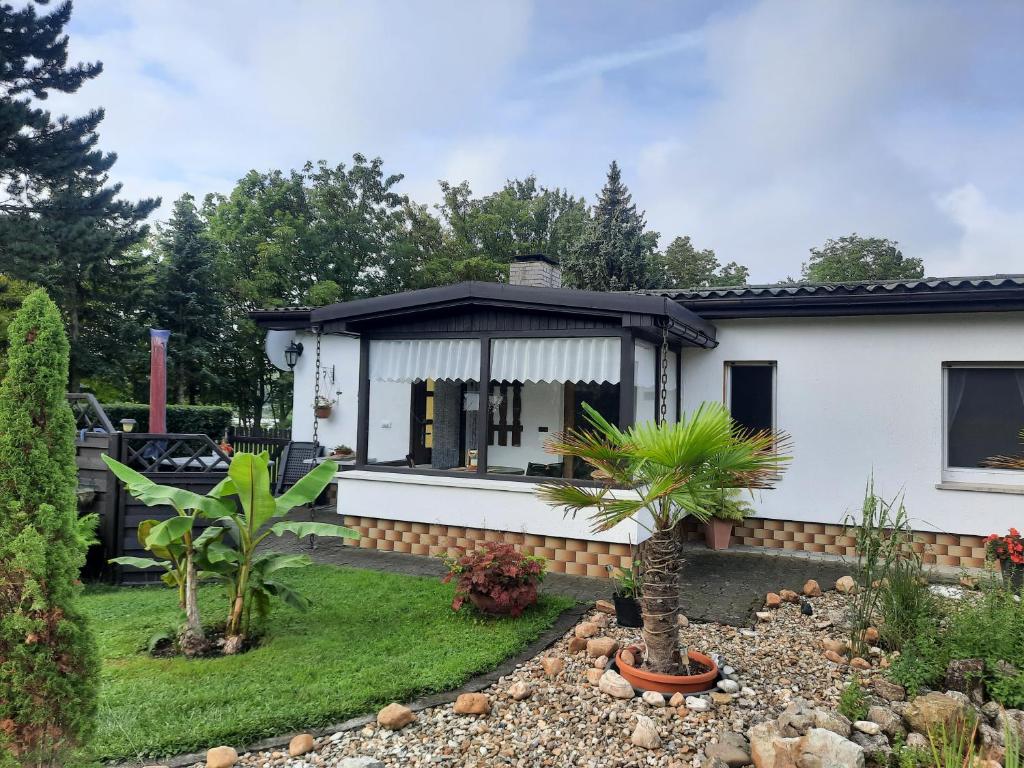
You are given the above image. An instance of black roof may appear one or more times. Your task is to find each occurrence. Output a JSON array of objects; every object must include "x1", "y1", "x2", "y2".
[{"x1": 637, "y1": 275, "x2": 1024, "y2": 319}]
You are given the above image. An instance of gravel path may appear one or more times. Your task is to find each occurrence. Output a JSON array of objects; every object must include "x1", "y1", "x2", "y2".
[{"x1": 226, "y1": 591, "x2": 855, "y2": 768}]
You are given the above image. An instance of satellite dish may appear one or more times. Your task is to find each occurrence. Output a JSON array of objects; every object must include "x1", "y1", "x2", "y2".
[{"x1": 265, "y1": 330, "x2": 296, "y2": 371}]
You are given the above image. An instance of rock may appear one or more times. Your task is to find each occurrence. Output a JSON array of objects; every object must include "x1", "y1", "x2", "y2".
[
  {"x1": 453, "y1": 693, "x2": 491, "y2": 715},
  {"x1": 598, "y1": 669, "x2": 635, "y2": 699},
  {"x1": 541, "y1": 656, "x2": 563, "y2": 677},
  {"x1": 850, "y1": 657, "x2": 871, "y2": 670},
  {"x1": 803, "y1": 579, "x2": 823, "y2": 597},
  {"x1": 718, "y1": 679, "x2": 741, "y2": 694},
  {"x1": 377, "y1": 702, "x2": 416, "y2": 730},
  {"x1": 595, "y1": 654, "x2": 609, "y2": 669},
  {"x1": 778, "y1": 709, "x2": 814, "y2": 737},
  {"x1": 586, "y1": 667, "x2": 604, "y2": 685},
  {"x1": 853, "y1": 721, "x2": 881, "y2": 736},
  {"x1": 642, "y1": 690, "x2": 666, "y2": 707},
  {"x1": 904, "y1": 692, "x2": 969, "y2": 735},
  {"x1": 631, "y1": 715, "x2": 661, "y2": 749},
  {"x1": 620, "y1": 649, "x2": 636, "y2": 667},
  {"x1": 813, "y1": 709, "x2": 852, "y2": 738},
  {"x1": 945, "y1": 658, "x2": 986, "y2": 705},
  {"x1": 587, "y1": 637, "x2": 619, "y2": 658},
  {"x1": 780, "y1": 589, "x2": 800, "y2": 603},
  {"x1": 508, "y1": 680, "x2": 532, "y2": 701},
  {"x1": 822, "y1": 637, "x2": 849, "y2": 655},
  {"x1": 711, "y1": 692, "x2": 735, "y2": 706},
  {"x1": 979, "y1": 722, "x2": 1006, "y2": 763},
  {"x1": 861, "y1": 627, "x2": 880, "y2": 645},
  {"x1": 867, "y1": 706, "x2": 905, "y2": 739},
  {"x1": 850, "y1": 730, "x2": 891, "y2": 760},
  {"x1": 803, "y1": 727, "x2": 866, "y2": 768},
  {"x1": 568, "y1": 636, "x2": 589, "y2": 653},
  {"x1": 707, "y1": 733, "x2": 752, "y2": 767},
  {"x1": 338, "y1": 759, "x2": 385, "y2": 768},
  {"x1": 287, "y1": 734, "x2": 314, "y2": 757},
  {"x1": 871, "y1": 679, "x2": 906, "y2": 702},
  {"x1": 575, "y1": 621, "x2": 598, "y2": 639},
  {"x1": 756, "y1": 611, "x2": 774, "y2": 623},
  {"x1": 766, "y1": 592, "x2": 783, "y2": 609},
  {"x1": 836, "y1": 575, "x2": 857, "y2": 594},
  {"x1": 592, "y1": 612, "x2": 610, "y2": 628},
  {"x1": 595, "y1": 599, "x2": 615, "y2": 613},
  {"x1": 678, "y1": 614, "x2": 689, "y2": 626},
  {"x1": 824, "y1": 649, "x2": 848, "y2": 665},
  {"x1": 686, "y1": 696, "x2": 711, "y2": 712},
  {"x1": 906, "y1": 732, "x2": 928, "y2": 750},
  {"x1": 205, "y1": 746, "x2": 238, "y2": 768},
  {"x1": 669, "y1": 692, "x2": 685, "y2": 707}
]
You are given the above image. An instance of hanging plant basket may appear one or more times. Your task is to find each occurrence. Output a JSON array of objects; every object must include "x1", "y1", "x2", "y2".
[{"x1": 314, "y1": 404, "x2": 332, "y2": 419}]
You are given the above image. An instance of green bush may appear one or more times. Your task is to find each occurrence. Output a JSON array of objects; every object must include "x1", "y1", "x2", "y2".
[
  {"x1": 879, "y1": 553, "x2": 938, "y2": 652},
  {"x1": 0, "y1": 289, "x2": 99, "y2": 765},
  {"x1": 102, "y1": 402, "x2": 233, "y2": 438},
  {"x1": 839, "y1": 679, "x2": 868, "y2": 722}
]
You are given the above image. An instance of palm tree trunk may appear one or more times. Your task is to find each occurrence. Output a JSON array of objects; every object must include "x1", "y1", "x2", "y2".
[
  {"x1": 179, "y1": 548, "x2": 205, "y2": 656},
  {"x1": 641, "y1": 527, "x2": 681, "y2": 674}
]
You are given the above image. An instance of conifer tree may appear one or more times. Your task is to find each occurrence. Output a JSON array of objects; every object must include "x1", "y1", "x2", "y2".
[
  {"x1": 561, "y1": 161, "x2": 658, "y2": 291},
  {"x1": 0, "y1": 289, "x2": 99, "y2": 767}
]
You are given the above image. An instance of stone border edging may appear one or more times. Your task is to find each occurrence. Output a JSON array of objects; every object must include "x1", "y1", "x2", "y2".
[{"x1": 112, "y1": 602, "x2": 589, "y2": 768}]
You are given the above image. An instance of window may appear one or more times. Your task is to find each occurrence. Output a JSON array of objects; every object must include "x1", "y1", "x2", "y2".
[
  {"x1": 944, "y1": 364, "x2": 1024, "y2": 484},
  {"x1": 726, "y1": 362, "x2": 775, "y2": 433}
]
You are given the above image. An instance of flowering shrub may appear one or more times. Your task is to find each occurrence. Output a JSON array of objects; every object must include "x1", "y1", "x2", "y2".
[
  {"x1": 439, "y1": 542, "x2": 546, "y2": 617},
  {"x1": 985, "y1": 528, "x2": 1024, "y2": 566}
]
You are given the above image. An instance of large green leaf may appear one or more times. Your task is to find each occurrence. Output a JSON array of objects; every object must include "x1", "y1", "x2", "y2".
[
  {"x1": 261, "y1": 579, "x2": 311, "y2": 612},
  {"x1": 102, "y1": 455, "x2": 235, "y2": 518},
  {"x1": 144, "y1": 515, "x2": 194, "y2": 548},
  {"x1": 252, "y1": 552, "x2": 312, "y2": 575},
  {"x1": 227, "y1": 452, "x2": 277, "y2": 530},
  {"x1": 109, "y1": 556, "x2": 169, "y2": 570},
  {"x1": 268, "y1": 521, "x2": 359, "y2": 540},
  {"x1": 275, "y1": 460, "x2": 339, "y2": 516}
]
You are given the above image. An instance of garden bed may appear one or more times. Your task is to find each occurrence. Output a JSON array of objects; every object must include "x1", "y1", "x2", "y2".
[{"x1": 81, "y1": 564, "x2": 573, "y2": 761}]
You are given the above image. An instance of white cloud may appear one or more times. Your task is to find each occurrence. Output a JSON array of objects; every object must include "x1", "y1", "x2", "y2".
[{"x1": 933, "y1": 184, "x2": 1024, "y2": 276}]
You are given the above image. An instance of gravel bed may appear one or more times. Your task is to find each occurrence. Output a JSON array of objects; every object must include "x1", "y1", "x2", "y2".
[{"x1": 224, "y1": 591, "x2": 857, "y2": 768}]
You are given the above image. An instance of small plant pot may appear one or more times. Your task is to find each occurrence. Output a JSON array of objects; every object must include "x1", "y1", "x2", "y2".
[
  {"x1": 468, "y1": 591, "x2": 516, "y2": 616},
  {"x1": 613, "y1": 594, "x2": 643, "y2": 627},
  {"x1": 704, "y1": 518, "x2": 734, "y2": 550},
  {"x1": 314, "y1": 405, "x2": 332, "y2": 419},
  {"x1": 615, "y1": 649, "x2": 719, "y2": 695}
]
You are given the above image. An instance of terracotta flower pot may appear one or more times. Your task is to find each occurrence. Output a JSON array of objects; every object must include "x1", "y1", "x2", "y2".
[
  {"x1": 468, "y1": 591, "x2": 516, "y2": 616},
  {"x1": 615, "y1": 649, "x2": 719, "y2": 695},
  {"x1": 705, "y1": 518, "x2": 734, "y2": 550},
  {"x1": 314, "y1": 405, "x2": 332, "y2": 419}
]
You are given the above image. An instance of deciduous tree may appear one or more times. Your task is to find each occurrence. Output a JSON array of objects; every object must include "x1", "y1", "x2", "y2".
[
  {"x1": 802, "y1": 234, "x2": 924, "y2": 282},
  {"x1": 653, "y1": 236, "x2": 750, "y2": 289}
]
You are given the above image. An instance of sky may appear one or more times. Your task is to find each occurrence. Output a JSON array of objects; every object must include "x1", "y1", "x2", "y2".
[{"x1": 59, "y1": 0, "x2": 1024, "y2": 283}]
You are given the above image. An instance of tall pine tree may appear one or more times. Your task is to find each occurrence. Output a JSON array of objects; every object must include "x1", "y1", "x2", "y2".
[
  {"x1": 0, "y1": 1, "x2": 159, "y2": 391},
  {"x1": 0, "y1": 289, "x2": 99, "y2": 767},
  {"x1": 561, "y1": 161, "x2": 658, "y2": 291},
  {"x1": 153, "y1": 194, "x2": 223, "y2": 404}
]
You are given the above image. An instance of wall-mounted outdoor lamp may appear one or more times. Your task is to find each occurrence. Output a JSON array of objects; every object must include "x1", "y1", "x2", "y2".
[
  {"x1": 284, "y1": 340, "x2": 304, "y2": 370},
  {"x1": 120, "y1": 418, "x2": 137, "y2": 433}
]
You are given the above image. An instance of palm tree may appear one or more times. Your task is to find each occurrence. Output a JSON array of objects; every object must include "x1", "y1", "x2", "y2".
[{"x1": 538, "y1": 402, "x2": 791, "y2": 675}]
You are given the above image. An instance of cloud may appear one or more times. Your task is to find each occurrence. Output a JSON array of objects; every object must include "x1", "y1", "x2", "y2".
[{"x1": 535, "y1": 31, "x2": 702, "y2": 86}]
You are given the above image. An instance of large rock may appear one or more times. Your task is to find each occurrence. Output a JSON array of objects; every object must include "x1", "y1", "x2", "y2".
[
  {"x1": 508, "y1": 681, "x2": 532, "y2": 701},
  {"x1": 598, "y1": 669, "x2": 635, "y2": 699},
  {"x1": 945, "y1": 658, "x2": 986, "y2": 705},
  {"x1": 575, "y1": 621, "x2": 598, "y2": 638},
  {"x1": 453, "y1": 693, "x2": 491, "y2": 715},
  {"x1": 706, "y1": 732, "x2": 752, "y2": 767},
  {"x1": 850, "y1": 731, "x2": 890, "y2": 761},
  {"x1": 803, "y1": 580, "x2": 823, "y2": 597},
  {"x1": 288, "y1": 733, "x2": 315, "y2": 757},
  {"x1": 766, "y1": 592, "x2": 783, "y2": 609},
  {"x1": 836, "y1": 576, "x2": 857, "y2": 594},
  {"x1": 541, "y1": 656, "x2": 564, "y2": 677},
  {"x1": 587, "y1": 637, "x2": 619, "y2": 658},
  {"x1": 377, "y1": 702, "x2": 416, "y2": 730},
  {"x1": 568, "y1": 636, "x2": 589, "y2": 653},
  {"x1": 867, "y1": 706, "x2": 905, "y2": 740},
  {"x1": 780, "y1": 589, "x2": 801, "y2": 604},
  {"x1": 903, "y1": 692, "x2": 970, "y2": 735},
  {"x1": 586, "y1": 667, "x2": 604, "y2": 685},
  {"x1": 206, "y1": 747, "x2": 238, "y2": 768},
  {"x1": 595, "y1": 599, "x2": 615, "y2": 614},
  {"x1": 813, "y1": 710, "x2": 852, "y2": 738},
  {"x1": 631, "y1": 715, "x2": 662, "y2": 749},
  {"x1": 871, "y1": 679, "x2": 906, "y2": 703},
  {"x1": 750, "y1": 721, "x2": 865, "y2": 768},
  {"x1": 642, "y1": 690, "x2": 666, "y2": 707}
]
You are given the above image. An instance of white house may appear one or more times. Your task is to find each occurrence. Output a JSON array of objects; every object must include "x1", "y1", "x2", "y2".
[{"x1": 253, "y1": 255, "x2": 1024, "y2": 576}]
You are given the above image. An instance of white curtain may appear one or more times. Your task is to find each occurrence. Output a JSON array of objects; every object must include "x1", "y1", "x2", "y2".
[
  {"x1": 369, "y1": 339, "x2": 480, "y2": 382},
  {"x1": 490, "y1": 337, "x2": 620, "y2": 384}
]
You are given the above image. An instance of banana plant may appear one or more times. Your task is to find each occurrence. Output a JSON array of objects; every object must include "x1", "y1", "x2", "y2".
[
  {"x1": 204, "y1": 451, "x2": 357, "y2": 649},
  {"x1": 103, "y1": 455, "x2": 235, "y2": 655}
]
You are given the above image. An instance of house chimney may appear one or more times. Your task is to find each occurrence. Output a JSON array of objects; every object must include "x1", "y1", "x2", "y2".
[{"x1": 509, "y1": 253, "x2": 561, "y2": 288}]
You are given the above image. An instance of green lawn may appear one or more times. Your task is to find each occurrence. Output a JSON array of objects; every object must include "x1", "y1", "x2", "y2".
[{"x1": 82, "y1": 564, "x2": 573, "y2": 761}]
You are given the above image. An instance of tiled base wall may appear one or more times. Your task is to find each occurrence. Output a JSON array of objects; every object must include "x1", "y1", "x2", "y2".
[{"x1": 343, "y1": 515, "x2": 990, "y2": 575}]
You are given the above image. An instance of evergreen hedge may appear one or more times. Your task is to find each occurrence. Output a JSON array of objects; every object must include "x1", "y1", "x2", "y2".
[
  {"x1": 0, "y1": 289, "x2": 99, "y2": 766},
  {"x1": 101, "y1": 402, "x2": 233, "y2": 438}
]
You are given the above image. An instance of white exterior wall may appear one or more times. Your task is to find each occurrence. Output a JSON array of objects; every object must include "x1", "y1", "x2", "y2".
[
  {"x1": 290, "y1": 332, "x2": 360, "y2": 451},
  {"x1": 680, "y1": 312, "x2": 1024, "y2": 537}
]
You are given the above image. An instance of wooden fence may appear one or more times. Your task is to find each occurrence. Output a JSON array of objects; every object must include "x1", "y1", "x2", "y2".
[{"x1": 226, "y1": 426, "x2": 291, "y2": 484}]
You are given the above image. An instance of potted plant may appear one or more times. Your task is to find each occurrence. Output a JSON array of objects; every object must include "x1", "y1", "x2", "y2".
[
  {"x1": 314, "y1": 394, "x2": 335, "y2": 419},
  {"x1": 606, "y1": 549, "x2": 643, "y2": 627},
  {"x1": 328, "y1": 444, "x2": 355, "y2": 460},
  {"x1": 538, "y1": 402, "x2": 791, "y2": 693},
  {"x1": 439, "y1": 542, "x2": 546, "y2": 617},
  {"x1": 704, "y1": 488, "x2": 753, "y2": 550},
  {"x1": 984, "y1": 528, "x2": 1024, "y2": 590}
]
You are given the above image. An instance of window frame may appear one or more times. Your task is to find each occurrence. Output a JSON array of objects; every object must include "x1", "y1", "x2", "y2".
[
  {"x1": 941, "y1": 361, "x2": 1024, "y2": 487},
  {"x1": 723, "y1": 360, "x2": 777, "y2": 433}
]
